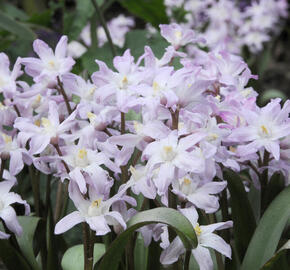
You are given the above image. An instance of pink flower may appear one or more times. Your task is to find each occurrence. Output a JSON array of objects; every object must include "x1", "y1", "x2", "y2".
[
  {"x1": 160, "y1": 23, "x2": 205, "y2": 49},
  {"x1": 0, "y1": 181, "x2": 30, "y2": 237},
  {"x1": 227, "y1": 99, "x2": 290, "y2": 160},
  {"x1": 55, "y1": 182, "x2": 131, "y2": 236},
  {"x1": 21, "y1": 36, "x2": 75, "y2": 82},
  {"x1": 14, "y1": 101, "x2": 76, "y2": 155},
  {"x1": 160, "y1": 207, "x2": 232, "y2": 269},
  {"x1": 0, "y1": 53, "x2": 22, "y2": 99}
]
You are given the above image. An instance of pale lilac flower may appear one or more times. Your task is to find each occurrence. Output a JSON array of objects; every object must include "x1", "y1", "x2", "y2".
[
  {"x1": 21, "y1": 36, "x2": 75, "y2": 82},
  {"x1": 172, "y1": 175, "x2": 227, "y2": 213},
  {"x1": 0, "y1": 181, "x2": 30, "y2": 237},
  {"x1": 14, "y1": 101, "x2": 76, "y2": 155},
  {"x1": 55, "y1": 182, "x2": 129, "y2": 236},
  {"x1": 0, "y1": 53, "x2": 22, "y2": 98},
  {"x1": 62, "y1": 143, "x2": 120, "y2": 193},
  {"x1": 160, "y1": 23, "x2": 205, "y2": 49},
  {"x1": 142, "y1": 131, "x2": 206, "y2": 196},
  {"x1": 228, "y1": 99, "x2": 290, "y2": 160},
  {"x1": 0, "y1": 132, "x2": 28, "y2": 176},
  {"x1": 160, "y1": 207, "x2": 232, "y2": 270}
]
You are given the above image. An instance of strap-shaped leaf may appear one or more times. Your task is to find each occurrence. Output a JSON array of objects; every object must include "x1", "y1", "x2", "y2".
[
  {"x1": 17, "y1": 216, "x2": 41, "y2": 270},
  {"x1": 61, "y1": 243, "x2": 105, "y2": 270},
  {"x1": 241, "y1": 186, "x2": 290, "y2": 270},
  {"x1": 97, "y1": 207, "x2": 197, "y2": 270},
  {"x1": 224, "y1": 169, "x2": 256, "y2": 260},
  {"x1": 260, "y1": 240, "x2": 290, "y2": 270},
  {"x1": 119, "y1": 0, "x2": 169, "y2": 27},
  {"x1": 0, "y1": 10, "x2": 35, "y2": 40}
]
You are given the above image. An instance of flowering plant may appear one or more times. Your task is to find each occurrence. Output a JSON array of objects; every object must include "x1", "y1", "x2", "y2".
[{"x1": 0, "y1": 1, "x2": 289, "y2": 270}]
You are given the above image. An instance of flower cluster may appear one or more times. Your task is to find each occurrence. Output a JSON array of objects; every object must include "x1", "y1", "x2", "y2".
[
  {"x1": 0, "y1": 24, "x2": 289, "y2": 269},
  {"x1": 67, "y1": 14, "x2": 135, "y2": 58},
  {"x1": 164, "y1": 0, "x2": 288, "y2": 54}
]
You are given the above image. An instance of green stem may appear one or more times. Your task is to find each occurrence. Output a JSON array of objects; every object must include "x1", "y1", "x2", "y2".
[
  {"x1": 91, "y1": 0, "x2": 117, "y2": 57},
  {"x1": 53, "y1": 144, "x2": 70, "y2": 222},
  {"x1": 100, "y1": 0, "x2": 116, "y2": 12},
  {"x1": 88, "y1": 230, "x2": 95, "y2": 270},
  {"x1": 44, "y1": 174, "x2": 52, "y2": 219},
  {"x1": 260, "y1": 150, "x2": 270, "y2": 214},
  {"x1": 29, "y1": 165, "x2": 40, "y2": 216},
  {"x1": 90, "y1": 12, "x2": 98, "y2": 48},
  {"x1": 121, "y1": 112, "x2": 125, "y2": 134},
  {"x1": 184, "y1": 250, "x2": 191, "y2": 270},
  {"x1": 57, "y1": 76, "x2": 72, "y2": 114},
  {"x1": 220, "y1": 189, "x2": 230, "y2": 243},
  {"x1": 0, "y1": 158, "x2": 5, "y2": 181},
  {"x1": 82, "y1": 223, "x2": 90, "y2": 270}
]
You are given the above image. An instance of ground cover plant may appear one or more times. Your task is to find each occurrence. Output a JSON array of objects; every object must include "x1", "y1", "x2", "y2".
[{"x1": 0, "y1": 1, "x2": 290, "y2": 270}]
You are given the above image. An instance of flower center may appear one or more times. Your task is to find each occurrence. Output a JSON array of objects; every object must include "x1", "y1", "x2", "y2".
[
  {"x1": 133, "y1": 121, "x2": 143, "y2": 134},
  {"x1": 75, "y1": 149, "x2": 90, "y2": 168},
  {"x1": 174, "y1": 30, "x2": 182, "y2": 40},
  {"x1": 194, "y1": 223, "x2": 202, "y2": 236},
  {"x1": 153, "y1": 81, "x2": 161, "y2": 95},
  {"x1": 261, "y1": 125, "x2": 268, "y2": 135},
  {"x1": 41, "y1": 117, "x2": 56, "y2": 137},
  {"x1": 259, "y1": 125, "x2": 271, "y2": 138},
  {"x1": 120, "y1": 76, "x2": 129, "y2": 89},
  {"x1": 162, "y1": 146, "x2": 177, "y2": 162},
  {"x1": 88, "y1": 198, "x2": 102, "y2": 216},
  {"x1": 87, "y1": 112, "x2": 96, "y2": 124},
  {"x1": 2, "y1": 133, "x2": 12, "y2": 145},
  {"x1": 207, "y1": 133, "x2": 219, "y2": 141}
]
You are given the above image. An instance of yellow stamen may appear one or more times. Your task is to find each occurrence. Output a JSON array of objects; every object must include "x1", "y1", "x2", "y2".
[
  {"x1": 0, "y1": 102, "x2": 6, "y2": 110},
  {"x1": 41, "y1": 117, "x2": 51, "y2": 129},
  {"x1": 2, "y1": 134, "x2": 12, "y2": 144},
  {"x1": 133, "y1": 121, "x2": 142, "y2": 133},
  {"x1": 91, "y1": 198, "x2": 102, "y2": 208},
  {"x1": 87, "y1": 112, "x2": 96, "y2": 123},
  {"x1": 208, "y1": 133, "x2": 219, "y2": 141},
  {"x1": 34, "y1": 119, "x2": 41, "y2": 127},
  {"x1": 78, "y1": 149, "x2": 87, "y2": 159},
  {"x1": 89, "y1": 87, "x2": 96, "y2": 95},
  {"x1": 35, "y1": 94, "x2": 41, "y2": 103},
  {"x1": 48, "y1": 61, "x2": 55, "y2": 67},
  {"x1": 122, "y1": 76, "x2": 128, "y2": 87},
  {"x1": 229, "y1": 146, "x2": 237, "y2": 153},
  {"x1": 194, "y1": 223, "x2": 202, "y2": 236},
  {"x1": 175, "y1": 31, "x2": 182, "y2": 39},
  {"x1": 163, "y1": 146, "x2": 173, "y2": 153},
  {"x1": 183, "y1": 178, "x2": 191, "y2": 185},
  {"x1": 261, "y1": 125, "x2": 269, "y2": 135}
]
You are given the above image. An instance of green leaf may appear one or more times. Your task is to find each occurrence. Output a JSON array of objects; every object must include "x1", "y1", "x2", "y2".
[
  {"x1": 81, "y1": 44, "x2": 122, "y2": 74},
  {"x1": 72, "y1": 94, "x2": 81, "y2": 104},
  {"x1": 134, "y1": 233, "x2": 148, "y2": 270},
  {"x1": 241, "y1": 185, "x2": 290, "y2": 270},
  {"x1": 63, "y1": 0, "x2": 96, "y2": 41},
  {"x1": 0, "y1": 2, "x2": 29, "y2": 20},
  {"x1": 125, "y1": 110, "x2": 142, "y2": 121},
  {"x1": 224, "y1": 169, "x2": 256, "y2": 260},
  {"x1": 61, "y1": 243, "x2": 105, "y2": 270},
  {"x1": 98, "y1": 207, "x2": 197, "y2": 270},
  {"x1": 264, "y1": 172, "x2": 285, "y2": 208},
  {"x1": 260, "y1": 240, "x2": 290, "y2": 270},
  {"x1": 119, "y1": 0, "x2": 169, "y2": 27},
  {"x1": 148, "y1": 33, "x2": 169, "y2": 58},
  {"x1": 0, "y1": 10, "x2": 36, "y2": 40},
  {"x1": 125, "y1": 30, "x2": 148, "y2": 58},
  {"x1": 17, "y1": 216, "x2": 41, "y2": 270},
  {"x1": 259, "y1": 89, "x2": 287, "y2": 105},
  {"x1": 0, "y1": 238, "x2": 32, "y2": 270}
]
